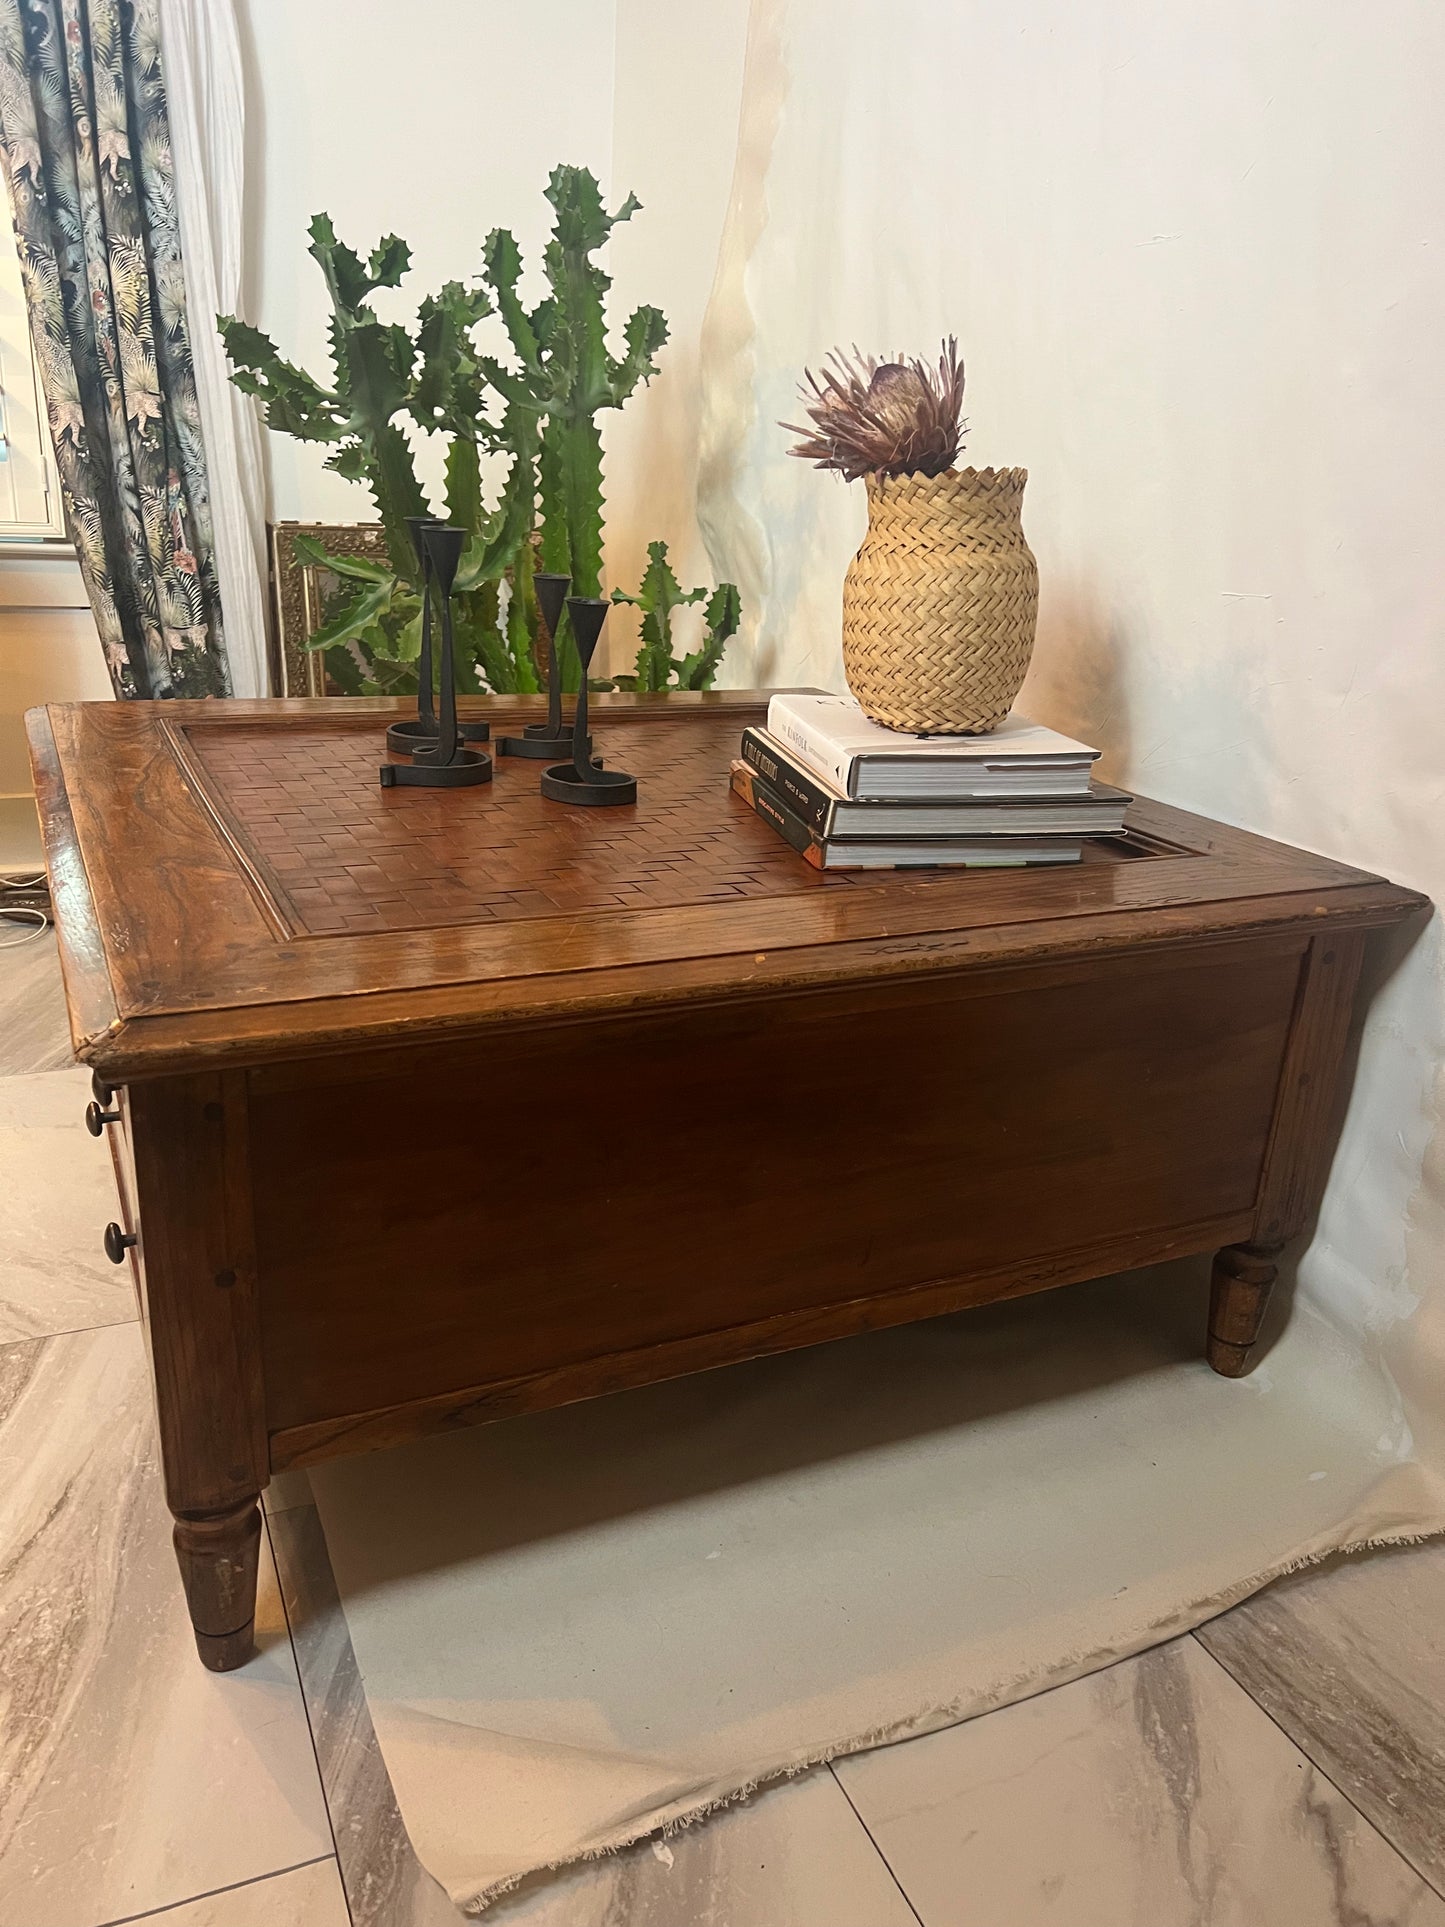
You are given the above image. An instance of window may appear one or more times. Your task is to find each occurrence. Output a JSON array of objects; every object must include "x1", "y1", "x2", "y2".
[{"x1": 0, "y1": 217, "x2": 66, "y2": 542}]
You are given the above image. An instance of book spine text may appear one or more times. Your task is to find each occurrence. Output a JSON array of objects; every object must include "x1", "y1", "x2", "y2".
[
  {"x1": 764, "y1": 700, "x2": 856, "y2": 797},
  {"x1": 729, "y1": 763, "x2": 826, "y2": 868},
  {"x1": 739, "y1": 730, "x2": 837, "y2": 833}
]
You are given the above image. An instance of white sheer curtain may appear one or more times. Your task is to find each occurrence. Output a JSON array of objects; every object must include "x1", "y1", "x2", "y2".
[{"x1": 158, "y1": 0, "x2": 270, "y2": 698}]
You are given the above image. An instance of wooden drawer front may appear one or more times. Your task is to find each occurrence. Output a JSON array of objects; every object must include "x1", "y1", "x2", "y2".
[{"x1": 253, "y1": 940, "x2": 1303, "y2": 1432}]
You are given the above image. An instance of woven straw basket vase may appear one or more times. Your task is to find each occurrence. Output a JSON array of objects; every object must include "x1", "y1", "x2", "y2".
[{"x1": 842, "y1": 467, "x2": 1039, "y2": 733}]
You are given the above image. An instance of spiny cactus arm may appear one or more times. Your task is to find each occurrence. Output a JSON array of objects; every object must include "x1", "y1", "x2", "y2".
[
  {"x1": 323, "y1": 440, "x2": 368, "y2": 482},
  {"x1": 704, "y1": 579, "x2": 742, "y2": 637},
  {"x1": 445, "y1": 438, "x2": 484, "y2": 535},
  {"x1": 536, "y1": 423, "x2": 565, "y2": 579},
  {"x1": 542, "y1": 171, "x2": 666, "y2": 407},
  {"x1": 543, "y1": 167, "x2": 628, "y2": 263},
  {"x1": 300, "y1": 214, "x2": 431, "y2": 578},
  {"x1": 609, "y1": 304, "x2": 669, "y2": 405},
  {"x1": 534, "y1": 415, "x2": 601, "y2": 691},
  {"x1": 306, "y1": 213, "x2": 411, "y2": 314},
  {"x1": 610, "y1": 539, "x2": 705, "y2": 691},
  {"x1": 338, "y1": 318, "x2": 429, "y2": 577},
  {"x1": 411, "y1": 279, "x2": 495, "y2": 437},
  {"x1": 614, "y1": 538, "x2": 706, "y2": 611},
  {"x1": 506, "y1": 538, "x2": 541, "y2": 692},
  {"x1": 390, "y1": 605, "x2": 424, "y2": 663},
  {"x1": 453, "y1": 593, "x2": 514, "y2": 694},
  {"x1": 540, "y1": 241, "x2": 607, "y2": 415},
  {"x1": 339, "y1": 316, "x2": 415, "y2": 438},
  {"x1": 676, "y1": 580, "x2": 742, "y2": 690},
  {"x1": 363, "y1": 429, "x2": 429, "y2": 579},
  {"x1": 539, "y1": 415, "x2": 605, "y2": 589},
  {"x1": 454, "y1": 400, "x2": 541, "y2": 589},
  {"x1": 529, "y1": 296, "x2": 558, "y2": 355},
  {"x1": 475, "y1": 356, "x2": 540, "y2": 410},
  {"x1": 540, "y1": 168, "x2": 639, "y2": 414},
  {"x1": 482, "y1": 227, "x2": 544, "y2": 375},
  {"x1": 217, "y1": 317, "x2": 344, "y2": 441}
]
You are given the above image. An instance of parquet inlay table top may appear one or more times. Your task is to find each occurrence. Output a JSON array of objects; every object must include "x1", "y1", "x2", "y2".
[{"x1": 182, "y1": 714, "x2": 864, "y2": 937}]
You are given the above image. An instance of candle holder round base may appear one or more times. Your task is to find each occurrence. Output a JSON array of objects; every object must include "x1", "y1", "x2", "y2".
[
  {"x1": 539, "y1": 761, "x2": 636, "y2": 807},
  {"x1": 386, "y1": 718, "x2": 490, "y2": 755},
  {"x1": 379, "y1": 749, "x2": 493, "y2": 789},
  {"x1": 376, "y1": 525, "x2": 492, "y2": 792},
  {"x1": 497, "y1": 724, "x2": 592, "y2": 760}
]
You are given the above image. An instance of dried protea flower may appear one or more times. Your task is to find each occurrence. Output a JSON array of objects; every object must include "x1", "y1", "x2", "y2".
[{"x1": 782, "y1": 337, "x2": 966, "y2": 481}]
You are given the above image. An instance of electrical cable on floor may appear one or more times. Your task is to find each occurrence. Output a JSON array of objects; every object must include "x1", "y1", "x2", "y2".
[
  {"x1": 0, "y1": 872, "x2": 52, "y2": 948},
  {"x1": 0, "y1": 907, "x2": 48, "y2": 949}
]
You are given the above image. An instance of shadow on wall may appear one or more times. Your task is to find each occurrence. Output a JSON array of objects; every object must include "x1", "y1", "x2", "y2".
[{"x1": 1020, "y1": 578, "x2": 1133, "y2": 788}]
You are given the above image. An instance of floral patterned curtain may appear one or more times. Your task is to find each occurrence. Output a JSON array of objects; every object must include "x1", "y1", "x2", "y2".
[{"x1": 0, "y1": 0, "x2": 230, "y2": 696}]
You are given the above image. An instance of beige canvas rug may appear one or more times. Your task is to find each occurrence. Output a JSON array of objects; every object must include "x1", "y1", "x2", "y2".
[{"x1": 310, "y1": 1261, "x2": 1445, "y2": 1915}]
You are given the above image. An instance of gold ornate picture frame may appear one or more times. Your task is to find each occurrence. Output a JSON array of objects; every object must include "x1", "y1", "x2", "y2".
[{"x1": 268, "y1": 521, "x2": 390, "y2": 696}]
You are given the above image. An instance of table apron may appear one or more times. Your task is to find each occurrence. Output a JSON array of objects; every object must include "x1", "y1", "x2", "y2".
[{"x1": 236, "y1": 932, "x2": 1329, "y2": 1463}]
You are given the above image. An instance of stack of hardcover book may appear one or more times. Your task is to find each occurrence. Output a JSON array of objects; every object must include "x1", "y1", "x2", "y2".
[{"x1": 730, "y1": 691, "x2": 1128, "y2": 870}]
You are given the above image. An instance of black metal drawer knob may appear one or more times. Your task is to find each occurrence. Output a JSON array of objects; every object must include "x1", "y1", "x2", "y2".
[
  {"x1": 86, "y1": 1100, "x2": 120, "y2": 1136},
  {"x1": 91, "y1": 1070, "x2": 115, "y2": 1106},
  {"x1": 103, "y1": 1222, "x2": 137, "y2": 1265}
]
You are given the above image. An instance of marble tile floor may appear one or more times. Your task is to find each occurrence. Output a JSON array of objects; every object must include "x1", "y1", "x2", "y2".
[
  {"x1": 0, "y1": 1068, "x2": 135, "y2": 1343},
  {"x1": 1198, "y1": 1538, "x2": 1445, "y2": 1896},
  {"x1": 4, "y1": 934, "x2": 1445, "y2": 1926},
  {"x1": 0, "y1": 927, "x2": 74, "y2": 1077},
  {"x1": 0, "y1": 1327, "x2": 334, "y2": 1927},
  {"x1": 834, "y1": 1633, "x2": 1445, "y2": 1927}
]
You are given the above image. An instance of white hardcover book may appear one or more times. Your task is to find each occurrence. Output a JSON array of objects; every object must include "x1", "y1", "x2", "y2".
[{"x1": 766, "y1": 691, "x2": 1100, "y2": 801}]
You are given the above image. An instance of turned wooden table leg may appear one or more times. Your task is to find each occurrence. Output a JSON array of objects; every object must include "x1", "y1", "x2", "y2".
[
  {"x1": 1207, "y1": 1243, "x2": 1283, "y2": 1377},
  {"x1": 128, "y1": 1071, "x2": 269, "y2": 1672},
  {"x1": 173, "y1": 1499, "x2": 263, "y2": 1672}
]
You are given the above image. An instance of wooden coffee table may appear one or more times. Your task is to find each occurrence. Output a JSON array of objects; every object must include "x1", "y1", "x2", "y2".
[{"x1": 28, "y1": 692, "x2": 1423, "y2": 1670}]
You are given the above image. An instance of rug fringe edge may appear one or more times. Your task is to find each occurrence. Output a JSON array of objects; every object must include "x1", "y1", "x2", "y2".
[{"x1": 456, "y1": 1517, "x2": 1445, "y2": 1916}]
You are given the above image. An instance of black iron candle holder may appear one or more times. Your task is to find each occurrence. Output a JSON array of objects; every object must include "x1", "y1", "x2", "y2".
[
  {"x1": 379, "y1": 525, "x2": 493, "y2": 788},
  {"x1": 539, "y1": 599, "x2": 637, "y2": 807},
  {"x1": 385, "y1": 514, "x2": 489, "y2": 756},
  {"x1": 497, "y1": 572, "x2": 592, "y2": 761}
]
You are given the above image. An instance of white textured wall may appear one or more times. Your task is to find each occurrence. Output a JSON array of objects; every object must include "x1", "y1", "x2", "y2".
[
  {"x1": 689, "y1": 0, "x2": 1445, "y2": 1446},
  {"x1": 602, "y1": 0, "x2": 751, "y2": 660}
]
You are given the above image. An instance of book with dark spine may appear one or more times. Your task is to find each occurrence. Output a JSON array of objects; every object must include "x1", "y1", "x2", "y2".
[{"x1": 729, "y1": 762, "x2": 1084, "y2": 871}]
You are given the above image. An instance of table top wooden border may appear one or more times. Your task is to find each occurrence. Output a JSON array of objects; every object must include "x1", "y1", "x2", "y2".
[{"x1": 28, "y1": 693, "x2": 1427, "y2": 1079}]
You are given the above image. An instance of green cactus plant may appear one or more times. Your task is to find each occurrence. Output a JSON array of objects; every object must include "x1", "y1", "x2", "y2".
[
  {"x1": 223, "y1": 217, "x2": 430, "y2": 585},
  {"x1": 219, "y1": 169, "x2": 739, "y2": 698},
  {"x1": 221, "y1": 218, "x2": 541, "y2": 696},
  {"x1": 609, "y1": 541, "x2": 742, "y2": 692},
  {"x1": 478, "y1": 165, "x2": 670, "y2": 689}
]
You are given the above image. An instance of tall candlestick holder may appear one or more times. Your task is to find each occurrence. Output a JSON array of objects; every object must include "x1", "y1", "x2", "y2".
[
  {"x1": 385, "y1": 515, "x2": 490, "y2": 757},
  {"x1": 497, "y1": 572, "x2": 592, "y2": 761},
  {"x1": 379, "y1": 525, "x2": 493, "y2": 788},
  {"x1": 539, "y1": 599, "x2": 637, "y2": 807}
]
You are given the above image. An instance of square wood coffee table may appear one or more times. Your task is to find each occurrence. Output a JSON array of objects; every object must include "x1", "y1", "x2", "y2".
[{"x1": 28, "y1": 692, "x2": 1423, "y2": 1669}]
